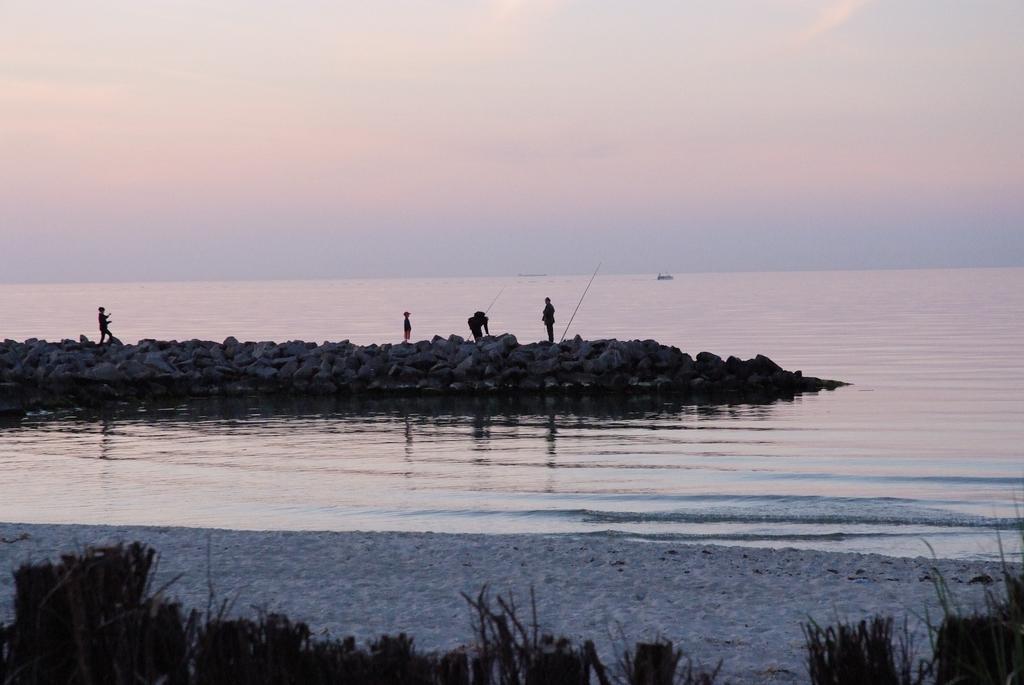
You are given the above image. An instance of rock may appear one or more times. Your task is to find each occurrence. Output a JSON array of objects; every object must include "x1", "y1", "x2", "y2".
[
  {"x1": 142, "y1": 353, "x2": 176, "y2": 375},
  {"x1": 536, "y1": 343, "x2": 560, "y2": 360},
  {"x1": 453, "y1": 355, "x2": 476, "y2": 380},
  {"x1": 201, "y1": 367, "x2": 224, "y2": 382},
  {"x1": 389, "y1": 344, "x2": 415, "y2": 360},
  {"x1": 527, "y1": 358, "x2": 559, "y2": 376},
  {"x1": 252, "y1": 341, "x2": 278, "y2": 359},
  {"x1": 248, "y1": 364, "x2": 278, "y2": 381},
  {"x1": 559, "y1": 360, "x2": 582, "y2": 373},
  {"x1": 753, "y1": 354, "x2": 783, "y2": 374},
  {"x1": 331, "y1": 365, "x2": 355, "y2": 384},
  {"x1": 277, "y1": 360, "x2": 299, "y2": 379},
  {"x1": 232, "y1": 351, "x2": 254, "y2": 367},
  {"x1": 117, "y1": 360, "x2": 153, "y2": 379},
  {"x1": 592, "y1": 348, "x2": 626, "y2": 374},
  {"x1": 725, "y1": 355, "x2": 749, "y2": 379},
  {"x1": 483, "y1": 334, "x2": 517, "y2": 357},
  {"x1": 452, "y1": 345, "x2": 476, "y2": 366},
  {"x1": 87, "y1": 362, "x2": 123, "y2": 383},
  {"x1": 695, "y1": 351, "x2": 722, "y2": 365},
  {"x1": 47, "y1": 363, "x2": 76, "y2": 382},
  {"x1": 507, "y1": 348, "x2": 535, "y2": 367},
  {"x1": 283, "y1": 341, "x2": 309, "y2": 358},
  {"x1": 405, "y1": 351, "x2": 437, "y2": 370}
]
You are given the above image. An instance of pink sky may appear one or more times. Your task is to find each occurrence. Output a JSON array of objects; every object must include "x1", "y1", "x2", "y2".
[{"x1": 1, "y1": 1, "x2": 1022, "y2": 281}]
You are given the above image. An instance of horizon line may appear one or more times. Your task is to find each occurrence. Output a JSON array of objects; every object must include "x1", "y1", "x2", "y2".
[{"x1": 0, "y1": 263, "x2": 1022, "y2": 288}]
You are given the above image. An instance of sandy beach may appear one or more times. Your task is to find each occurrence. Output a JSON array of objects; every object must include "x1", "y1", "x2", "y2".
[{"x1": 1, "y1": 523, "x2": 1016, "y2": 684}]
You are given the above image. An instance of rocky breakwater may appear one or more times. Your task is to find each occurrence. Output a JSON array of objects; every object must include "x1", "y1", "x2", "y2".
[{"x1": 0, "y1": 335, "x2": 845, "y2": 414}]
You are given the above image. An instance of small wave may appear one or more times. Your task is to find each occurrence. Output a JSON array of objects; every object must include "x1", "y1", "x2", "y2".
[
  {"x1": 417, "y1": 504, "x2": 1019, "y2": 530},
  {"x1": 585, "y1": 530, "x2": 916, "y2": 542},
  {"x1": 566, "y1": 493, "x2": 967, "y2": 506},
  {"x1": 774, "y1": 473, "x2": 1024, "y2": 487},
  {"x1": 577, "y1": 508, "x2": 1019, "y2": 529}
]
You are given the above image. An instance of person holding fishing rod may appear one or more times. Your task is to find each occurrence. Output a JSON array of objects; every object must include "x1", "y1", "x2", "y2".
[
  {"x1": 467, "y1": 311, "x2": 489, "y2": 341},
  {"x1": 467, "y1": 285, "x2": 503, "y2": 342},
  {"x1": 542, "y1": 297, "x2": 555, "y2": 343}
]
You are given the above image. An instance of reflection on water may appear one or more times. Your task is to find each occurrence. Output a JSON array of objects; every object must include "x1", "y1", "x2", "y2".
[
  {"x1": 1, "y1": 393, "x2": 1020, "y2": 560},
  {"x1": 1, "y1": 268, "x2": 1022, "y2": 560}
]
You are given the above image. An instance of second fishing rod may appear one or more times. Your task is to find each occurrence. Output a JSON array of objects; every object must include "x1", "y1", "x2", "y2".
[{"x1": 472, "y1": 265, "x2": 599, "y2": 343}]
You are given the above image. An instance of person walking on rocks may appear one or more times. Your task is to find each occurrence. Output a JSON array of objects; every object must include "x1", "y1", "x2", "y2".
[
  {"x1": 403, "y1": 311, "x2": 412, "y2": 342},
  {"x1": 97, "y1": 307, "x2": 113, "y2": 345},
  {"x1": 467, "y1": 311, "x2": 489, "y2": 341},
  {"x1": 542, "y1": 297, "x2": 555, "y2": 343}
]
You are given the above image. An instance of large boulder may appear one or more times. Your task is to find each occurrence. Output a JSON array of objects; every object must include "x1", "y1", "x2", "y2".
[
  {"x1": 452, "y1": 355, "x2": 477, "y2": 381},
  {"x1": 591, "y1": 347, "x2": 627, "y2": 374},
  {"x1": 117, "y1": 359, "x2": 153, "y2": 380},
  {"x1": 725, "y1": 356, "x2": 750, "y2": 380},
  {"x1": 142, "y1": 352, "x2": 176, "y2": 375},
  {"x1": 695, "y1": 351, "x2": 722, "y2": 366},
  {"x1": 276, "y1": 359, "x2": 299, "y2": 380},
  {"x1": 405, "y1": 351, "x2": 438, "y2": 370},
  {"x1": 293, "y1": 362, "x2": 318, "y2": 382},
  {"x1": 752, "y1": 354, "x2": 783, "y2": 374},
  {"x1": 247, "y1": 363, "x2": 278, "y2": 381},
  {"x1": 252, "y1": 341, "x2": 279, "y2": 359},
  {"x1": 87, "y1": 362, "x2": 123, "y2": 383},
  {"x1": 527, "y1": 358, "x2": 560, "y2": 376}
]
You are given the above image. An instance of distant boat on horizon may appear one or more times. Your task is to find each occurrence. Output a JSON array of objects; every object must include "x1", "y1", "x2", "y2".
[
  {"x1": 517, "y1": 273, "x2": 547, "y2": 277},
  {"x1": 656, "y1": 273, "x2": 674, "y2": 280}
]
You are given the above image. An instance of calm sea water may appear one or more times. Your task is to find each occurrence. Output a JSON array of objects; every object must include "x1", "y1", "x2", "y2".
[{"x1": 1, "y1": 268, "x2": 1022, "y2": 559}]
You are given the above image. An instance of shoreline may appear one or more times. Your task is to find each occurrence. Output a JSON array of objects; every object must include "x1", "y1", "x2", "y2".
[{"x1": 1, "y1": 523, "x2": 1014, "y2": 684}]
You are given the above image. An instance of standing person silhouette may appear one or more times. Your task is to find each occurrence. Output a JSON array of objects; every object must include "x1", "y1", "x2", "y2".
[
  {"x1": 403, "y1": 312, "x2": 412, "y2": 342},
  {"x1": 467, "y1": 311, "x2": 489, "y2": 341},
  {"x1": 97, "y1": 307, "x2": 113, "y2": 344},
  {"x1": 542, "y1": 297, "x2": 555, "y2": 343}
]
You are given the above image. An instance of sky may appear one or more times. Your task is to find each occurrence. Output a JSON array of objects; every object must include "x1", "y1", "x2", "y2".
[{"x1": 1, "y1": 0, "x2": 1022, "y2": 282}]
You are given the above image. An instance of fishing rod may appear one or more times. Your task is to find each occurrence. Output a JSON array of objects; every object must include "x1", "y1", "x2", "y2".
[
  {"x1": 484, "y1": 286, "x2": 505, "y2": 315},
  {"x1": 559, "y1": 262, "x2": 601, "y2": 343}
]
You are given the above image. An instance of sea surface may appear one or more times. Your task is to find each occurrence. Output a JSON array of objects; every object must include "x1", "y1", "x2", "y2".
[{"x1": 1, "y1": 268, "x2": 1022, "y2": 559}]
